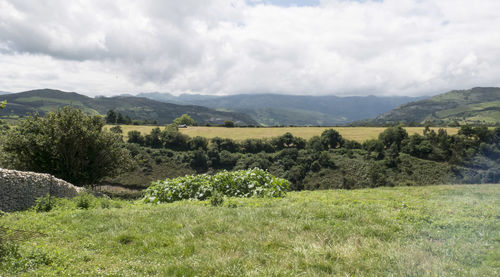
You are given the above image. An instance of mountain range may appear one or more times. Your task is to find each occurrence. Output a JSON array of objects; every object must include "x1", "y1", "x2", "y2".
[
  {"x1": 1, "y1": 87, "x2": 498, "y2": 126},
  {"x1": 0, "y1": 89, "x2": 258, "y2": 125},
  {"x1": 371, "y1": 87, "x2": 500, "y2": 125},
  {"x1": 137, "y1": 92, "x2": 420, "y2": 126}
]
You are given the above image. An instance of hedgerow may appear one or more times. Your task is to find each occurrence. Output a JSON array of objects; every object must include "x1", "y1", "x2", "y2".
[{"x1": 144, "y1": 168, "x2": 290, "y2": 203}]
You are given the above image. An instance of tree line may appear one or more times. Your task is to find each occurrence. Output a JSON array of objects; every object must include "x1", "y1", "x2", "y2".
[{"x1": 1, "y1": 106, "x2": 499, "y2": 192}]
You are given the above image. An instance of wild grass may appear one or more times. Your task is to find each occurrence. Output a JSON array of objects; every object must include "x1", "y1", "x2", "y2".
[
  {"x1": 106, "y1": 125, "x2": 459, "y2": 142},
  {"x1": 1, "y1": 184, "x2": 498, "y2": 276}
]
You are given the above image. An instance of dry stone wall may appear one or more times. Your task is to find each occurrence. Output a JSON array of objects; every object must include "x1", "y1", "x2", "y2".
[{"x1": 0, "y1": 168, "x2": 85, "y2": 212}]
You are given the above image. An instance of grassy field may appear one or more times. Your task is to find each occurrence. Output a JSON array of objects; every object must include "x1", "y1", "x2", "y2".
[
  {"x1": 106, "y1": 125, "x2": 460, "y2": 142},
  {"x1": 1, "y1": 184, "x2": 498, "y2": 276}
]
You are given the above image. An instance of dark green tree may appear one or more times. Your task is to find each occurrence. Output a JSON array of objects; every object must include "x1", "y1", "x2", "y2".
[
  {"x1": 105, "y1": 109, "x2": 117, "y2": 124},
  {"x1": 223, "y1": 120, "x2": 235, "y2": 127},
  {"x1": 379, "y1": 126, "x2": 408, "y2": 150},
  {"x1": 3, "y1": 107, "x2": 132, "y2": 187},
  {"x1": 128, "y1": 130, "x2": 145, "y2": 145},
  {"x1": 321, "y1": 129, "x2": 344, "y2": 149}
]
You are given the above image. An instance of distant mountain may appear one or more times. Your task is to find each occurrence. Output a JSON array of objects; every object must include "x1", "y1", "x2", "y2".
[
  {"x1": 0, "y1": 91, "x2": 10, "y2": 95},
  {"x1": 138, "y1": 92, "x2": 420, "y2": 126},
  {"x1": 371, "y1": 87, "x2": 500, "y2": 125},
  {"x1": 0, "y1": 89, "x2": 258, "y2": 125}
]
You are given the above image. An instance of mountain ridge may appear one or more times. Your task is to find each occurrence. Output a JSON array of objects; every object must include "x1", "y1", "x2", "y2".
[
  {"x1": 370, "y1": 87, "x2": 500, "y2": 125},
  {"x1": 137, "y1": 92, "x2": 421, "y2": 126},
  {"x1": 0, "y1": 89, "x2": 258, "y2": 125}
]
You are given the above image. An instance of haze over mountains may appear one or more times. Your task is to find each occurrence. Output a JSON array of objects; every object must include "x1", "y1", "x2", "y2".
[{"x1": 137, "y1": 93, "x2": 420, "y2": 126}]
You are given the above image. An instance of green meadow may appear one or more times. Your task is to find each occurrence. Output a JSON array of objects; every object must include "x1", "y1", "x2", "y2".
[{"x1": 1, "y1": 184, "x2": 498, "y2": 276}]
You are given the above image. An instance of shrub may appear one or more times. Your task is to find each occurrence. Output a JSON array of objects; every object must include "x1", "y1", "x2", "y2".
[
  {"x1": 74, "y1": 193, "x2": 93, "y2": 209},
  {"x1": 33, "y1": 194, "x2": 56, "y2": 212},
  {"x1": 210, "y1": 191, "x2": 224, "y2": 207},
  {"x1": 144, "y1": 168, "x2": 290, "y2": 203}
]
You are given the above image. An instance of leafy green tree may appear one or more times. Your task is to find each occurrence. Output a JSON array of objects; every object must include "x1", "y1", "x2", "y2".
[
  {"x1": 116, "y1": 112, "x2": 126, "y2": 124},
  {"x1": 223, "y1": 120, "x2": 235, "y2": 127},
  {"x1": 109, "y1": 125, "x2": 123, "y2": 134},
  {"x1": 128, "y1": 130, "x2": 145, "y2": 145},
  {"x1": 145, "y1": 127, "x2": 162, "y2": 148},
  {"x1": 190, "y1": 136, "x2": 208, "y2": 150},
  {"x1": 378, "y1": 126, "x2": 408, "y2": 149},
  {"x1": 105, "y1": 109, "x2": 117, "y2": 124},
  {"x1": 2, "y1": 107, "x2": 132, "y2": 187},
  {"x1": 174, "y1": 114, "x2": 196, "y2": 126},
  {"x1": 307, "y1": 135, "x2": 325, "y2": 152},
  {"x1": 321, "y1": 129, "x2": 344, "y2": 149}
]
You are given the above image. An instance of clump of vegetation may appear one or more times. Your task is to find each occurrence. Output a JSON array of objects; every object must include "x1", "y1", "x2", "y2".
[
  {"x1": 74, "y1": 193, "x2": 94, "y2": 209},
  {"x1": 33, "y1": 194, "x2": 56, "y2": 213},
  {"x1": 209, "y1": 191, "x2": 224, "y2": 207},
  {"x1": 144, "y1": 168, "x2": 290, "y2": 203}
]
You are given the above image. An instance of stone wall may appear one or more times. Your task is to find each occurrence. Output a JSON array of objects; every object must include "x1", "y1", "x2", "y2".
[{"x1": 0, "y1": 168, "x2": 85, "y2": 212}]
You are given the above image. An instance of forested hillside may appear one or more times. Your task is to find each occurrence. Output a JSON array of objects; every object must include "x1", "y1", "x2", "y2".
[
  {"x1": 372, "y1": 87, "x2": 500, "y2": 125},
  {"x1": 0, "y1": 89, "x2": 257, "y2": 125}
]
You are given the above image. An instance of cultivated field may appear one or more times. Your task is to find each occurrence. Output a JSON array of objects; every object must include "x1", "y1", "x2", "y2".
[
  {"x1": 106, "y1": 125, "x2": 460, "y2": 142},
  {"x1": 1, "y1": 184, "x2": 498, "y2": 276}
]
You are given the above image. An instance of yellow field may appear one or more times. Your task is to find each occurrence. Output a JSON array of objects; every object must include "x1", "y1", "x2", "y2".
[{"x1": 106, "y1": 125, "x2": 459, "y2": 142}]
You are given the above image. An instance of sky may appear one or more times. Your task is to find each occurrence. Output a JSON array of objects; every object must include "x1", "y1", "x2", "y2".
[{"x1": 1, "y1": 0, "x2": 500, "y2": 97}]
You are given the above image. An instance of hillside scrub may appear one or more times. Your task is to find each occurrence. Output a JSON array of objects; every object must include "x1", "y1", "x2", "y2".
[
  {"x1": 106, "y1": 124, "x2": 500, "y2": 195},
  {"x1": 144, "y1": 168, "x2": 290, "y2": 203}
]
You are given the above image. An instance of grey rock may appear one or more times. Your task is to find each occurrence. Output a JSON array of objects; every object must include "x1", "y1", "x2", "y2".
[{"x1": 0, "y1": 168, "x2": 86, "y2": 212}]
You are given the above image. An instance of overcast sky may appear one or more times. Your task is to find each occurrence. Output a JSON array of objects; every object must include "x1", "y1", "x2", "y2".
[{"x1": 1, "y1": 0, "x2": 500, "y2": 97}]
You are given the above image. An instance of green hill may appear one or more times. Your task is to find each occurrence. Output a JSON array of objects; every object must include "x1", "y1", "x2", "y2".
[
  {"x1": 138, "y1": 92, "x2": 419, "y2": 126},
  {"x1": 0, "y1": 89, "x2": 258, "y2": 125},
  {"x1": 372, "y1": 87, "x2": 500, "y2": 125}
]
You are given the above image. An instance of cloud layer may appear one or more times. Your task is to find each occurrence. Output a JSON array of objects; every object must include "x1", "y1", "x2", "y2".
[{"x1": 1, "y1": 0, "x2": 500, "y2": 96}]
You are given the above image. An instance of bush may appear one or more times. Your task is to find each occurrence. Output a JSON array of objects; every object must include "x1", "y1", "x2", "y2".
[
  {"x1": 33, "y1": 194, "x2": 56, "y2": 212},
  {"x1": 74, "y1": 193, "x2": 93, "y2": 209},
  {"x1": 210, "y1": 191, "x2": 224, "y2": 207},
  {"x1": 2, "y1": 107, "x2": 132, "y2": 187},
  {"x1": 223, "y1": 120, "x2": 235, "y2": 127},
  {"x1": 144, "y1": 168, "x2": 290, "y2": 203}
]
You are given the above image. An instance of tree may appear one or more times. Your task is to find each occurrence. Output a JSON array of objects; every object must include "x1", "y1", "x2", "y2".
[
  {"x1": 105, "y1": 110, "x2": 117, "y2": 124},
  {"x1": 223, "y1": 120, "x2": 235, "y2": 127},
  {"x1": 190, "y1": 136, "x2": 208, "y2": 150},
  {"x1": 128, "y1": 130, "x2": 145, "y2": 145},
  {"x1": 321, "y1": 129, "x2": 344, "y2": 149},
  {"x1": 173, "y1": 114, "x2": 196, "y2": 126},
  {"x1": 116, "y1": 112, "x2": 126, "y2": 124},
  {"x1": 2, "y1": 107, "x2": 132, "y2": 187},
  {"x1": 379, "y1": 126, "x2": 408, "y2": 150},
  {"x1": 109, "y1": 125, "x2": 123, "y2": 134}
]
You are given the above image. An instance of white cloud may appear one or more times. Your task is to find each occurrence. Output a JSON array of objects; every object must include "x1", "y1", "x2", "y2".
[{"x1": 1, "y1": 0, "x2": 500, "y2": 96}]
